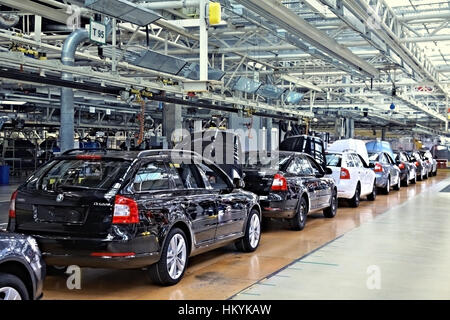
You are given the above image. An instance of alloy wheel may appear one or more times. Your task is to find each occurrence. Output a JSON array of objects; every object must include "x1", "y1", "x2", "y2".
[
  {"x1": 0, "y1": 287, "x2": 22, "y2": 300},
  {"x1": 166, "y1": 234, "x2": 187, "y2": 280},
  {"x1": 248, "y1": 214, "x2": 261, "y2": 248}
]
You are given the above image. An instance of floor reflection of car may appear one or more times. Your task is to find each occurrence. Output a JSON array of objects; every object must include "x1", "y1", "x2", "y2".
[
  {"x1": 407, "y1": 151, "x2": 428, "y2": 181},
  {"x1": 419, "y1": 150, "x2": 437, "y2": 177},
  {"x1": 325, "y1": 151, "x2": 377, "y2": 207},
  {"x1": 0, "y1": 231, "x2": 45, "y2": 300},
  {"x1": 368, "y1": 152, "x2": 401, "y2": 194},
  {"x1": 393, "y1": 151, "x2": 417, "y2": 186},
  {"x1": 243, "y1": 151, "x2": 337, "y2": 231},
  {"x1": 7, "y1": 149, "x2": 261, "y2": 286}
]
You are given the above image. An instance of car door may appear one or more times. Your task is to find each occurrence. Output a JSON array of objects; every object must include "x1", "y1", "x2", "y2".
[
  {"x1": 196, "y1": 162, "x2": 246, "y2": 240},
  {"x1": 287, "y1": 156, "x2": 321, "y2": 210},
  {"x1": 166, "y1": 161, "x2": 218, "y2": 245},
  {"x1": 131, "y1": 160, "x2": 187, "y2": 238},
  {"x1": 352, "y1": 153, "x2": 367, "y2": 195},
  {"x1": 305, "y1": 155, "x2": 332, "y2": 209},
  {"x1": 385, "y1": 153, "x2": 399, "y2": 184},
  {"x1": 356, "y1": 154, "x2": 372, "y2": 195}
]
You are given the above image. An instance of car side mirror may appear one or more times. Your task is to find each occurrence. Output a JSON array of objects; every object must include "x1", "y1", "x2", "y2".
[
  {"x1": 369, "y1": 163, "x2": 375, "y2": 168},
  {"x1": 233, "y1": 178, "x2": 245, "y2": 189},
  {"x1": 324, "y1": 167, "x2": 333, "y2": 175}
]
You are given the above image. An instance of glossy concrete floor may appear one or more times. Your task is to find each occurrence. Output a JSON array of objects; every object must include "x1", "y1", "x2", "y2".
[
  {"x1": 233, "y1": 172, "x2": 450, "y2": 300},
  {"x1": 34, "y1": 170, "x2": 449, "y2": 300}
]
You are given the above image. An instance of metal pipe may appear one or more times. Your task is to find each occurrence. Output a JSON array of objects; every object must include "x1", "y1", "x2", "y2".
[
  {"x1": 399, "y1": 35, "x2": 450, "y2": 43},
  {"x1": 60, "y1": 28, "x2": 89, "y2": 152},
  {"x1": 140, "y1": 0, "x2": 199, "y2": 10}
]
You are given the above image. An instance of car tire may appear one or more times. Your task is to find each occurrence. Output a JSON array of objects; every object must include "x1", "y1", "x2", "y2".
[
  {"x1": 261, "y1": 217, "x2": 270, "y2": 230},
  {"x1": 46, "y1": 265, "x2": 68, "y2": 276},
  {"x1": 289, "y1": 197, "x2": 308, "y2": 231},
  {"x1": 236, "y1": 209, "x2": 261, "y2": 252},
  {"x1": 402, "y1": 173, "x2": 409, "y2": 187},
  {"x1": 349, "y1": 184, "x2": 360, "y2": 208},
  {"x1": 148, "y1": 228, "x2": 188, "y2": 286},
  {"x1": 393, "y1": 176, "x2": 401, "y2": 191},
  {"x1": 323, "y1": 189, "x2": 338, "y2": 218},
  {"x1": 417, "y1": 172, "x2": 423, "y2": 181},
  {"x1": 367, "y1": 181, "x2": 377, "y2": 201},
  {"x1": 382, "y1": 178, "x2": 390, "y2": 194},
  {"x1": 0, "y1": 273, "x2": 29, "y2": 300}
]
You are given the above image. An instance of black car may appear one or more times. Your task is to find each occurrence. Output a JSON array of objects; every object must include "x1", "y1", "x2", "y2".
[
  {"x1": 7, "y1": 149, "x2": 261, "y2": 286},
  {"x1": 243, "y1": 151, "x2": 337, "y2": 231},
  {"x1": 393, "y1": 151, "x2": 417, "y2": 186},
  {"x1": 0, "y1": 231, "x2": 45, "y2": 300}
]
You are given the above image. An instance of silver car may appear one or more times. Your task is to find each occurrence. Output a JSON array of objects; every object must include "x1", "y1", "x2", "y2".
[
  {"x1": 368, "y1": 152, "x2": 401, "y2": 194},
  {"x1": 419, "y1": 150, "x2": 437, "y2": 177}
]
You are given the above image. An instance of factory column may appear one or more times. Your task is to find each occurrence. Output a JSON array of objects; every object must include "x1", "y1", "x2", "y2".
[{"x1": 163, "y1": 103, "x2": 182, "y2": 148}]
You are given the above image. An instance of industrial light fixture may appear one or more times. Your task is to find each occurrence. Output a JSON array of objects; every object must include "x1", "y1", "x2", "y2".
[
  {"x1": 84, "y1": 0, "x2": 162, "y2": 26},
  {"x1": 0, "y1": 101, "x2": 27, "y2": 105}
]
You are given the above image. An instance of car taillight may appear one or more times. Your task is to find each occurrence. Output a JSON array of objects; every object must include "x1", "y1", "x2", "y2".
[
  {"x1": 340, "y1": 167, "x2": 350, "y2": 180},
  {"x1": 8, "y1": 190, "x2": 18, "y2": 218},
  {"x1": 374, "y1": 163, "x2": 383, "y2": 172},
  {"x1": 415, "y1": 161, "x2": 419, "y2": 167},
  {"x1": 271, "y1": 174, "x2": 287, "y2": 191},
  {"x1": 112, "y1": 195, "x2": 139, "y2": 224},
  {"x1": 398, "y1": 163, "x2": 405, "y2": 170}
]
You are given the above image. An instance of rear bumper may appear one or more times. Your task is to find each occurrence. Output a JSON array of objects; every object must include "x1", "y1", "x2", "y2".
[
  {"x1": 34, "y1": 235, "x2": 161, "y2": 269},
  {"x1": 43, "y1": 252, "x2": 160, "y2": 269},
  {"x1": 336, "y1": 180, "x2": 355, "y2": 199},
  {"x1": 399, "y1": 170, "x2": 408, "y2": 181},
  {"x1": 375, "y1": 174, "x2": 388, "y2": 188},
  {"x1": 260, "y1": 199, "x2": 296, "y2": 218}
]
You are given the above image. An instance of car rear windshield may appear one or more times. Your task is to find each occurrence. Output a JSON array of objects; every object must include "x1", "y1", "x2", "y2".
[
  {"x1": 25, "y1": 158, "x2": 131, "y2": 192},
  {"x1": 368, "y1": 153, "x2": 379, "y2": 162},
  {"x1": 244, "y1": 152, "x2": 291, "y2": 169},
  {"x1": 325, "y1": 153, "x2": 342, "y2": 167}
]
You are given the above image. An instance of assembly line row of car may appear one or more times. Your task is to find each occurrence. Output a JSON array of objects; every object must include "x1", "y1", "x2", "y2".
[{"x1": 0, "y1": 133, "x2": 440, "y2": 299}]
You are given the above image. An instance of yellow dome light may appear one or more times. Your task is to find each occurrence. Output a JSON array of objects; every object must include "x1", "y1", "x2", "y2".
[{"x1": 209, "y1": 2, "x2": 221, "y2": 25}]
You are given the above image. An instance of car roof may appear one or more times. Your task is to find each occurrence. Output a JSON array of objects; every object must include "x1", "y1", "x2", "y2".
[{"x1": 56, "y1": 149, "x2": 202, "y2": 161}]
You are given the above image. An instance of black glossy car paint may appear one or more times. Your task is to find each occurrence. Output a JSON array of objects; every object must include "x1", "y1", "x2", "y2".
[
  {"x1": 8, "y1": 150, "x2": 260, "y2": 270},
  {"x1": 0, "y1": 231, "x2": 45, "y2": 300},
  {"x1": 243, "y1": 152, "x2": 336, "y2": 220}
]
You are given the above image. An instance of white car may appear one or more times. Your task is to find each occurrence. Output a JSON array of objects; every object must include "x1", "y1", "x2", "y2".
[{"x1": 325, "y1": 151, "x2": 377, "y2": 207}]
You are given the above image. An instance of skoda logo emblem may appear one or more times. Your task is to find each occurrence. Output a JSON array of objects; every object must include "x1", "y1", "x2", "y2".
[{"x1": 56, "y1": 194, "x2": 64, "y2": 202}]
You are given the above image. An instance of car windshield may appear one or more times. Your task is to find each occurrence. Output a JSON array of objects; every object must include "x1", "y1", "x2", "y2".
[
  {"x1": 244, "y1": 152, "x2": 291, "y2": 169},
  {"x1": 325, "y1": 153, "x2": 342, "y2": 167},
  {"x1": 25, "y1": 158, "x2": 131, "y2": 191}
]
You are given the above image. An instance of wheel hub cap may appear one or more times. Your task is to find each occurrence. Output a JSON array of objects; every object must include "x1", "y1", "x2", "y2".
[
  {"x1": 249, "y1": 214, "x2": 261, "y2": 248},
  {"x1": 0, "y1": 287, "x2": 22, "y2": 300},
  {"x1": 166, "y1": 234, "x2": 187, "y2": 280}
]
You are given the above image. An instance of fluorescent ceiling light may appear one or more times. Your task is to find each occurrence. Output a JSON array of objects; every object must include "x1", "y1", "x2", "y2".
[{"x1": 0, "y1": 101, "x2": 27, "y2": 105}]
